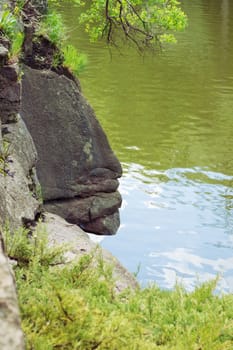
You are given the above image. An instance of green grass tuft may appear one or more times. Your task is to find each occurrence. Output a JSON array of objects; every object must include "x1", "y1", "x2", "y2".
[
  {"x1": 37, "y1": 10, "x2": 65, "y2": 45},
  {"x1": 37, "y1": 10, "x2": 87, "y2": 76},
  {"x1": 63, "y1": 44, "x2": 87, "y2": 76}
]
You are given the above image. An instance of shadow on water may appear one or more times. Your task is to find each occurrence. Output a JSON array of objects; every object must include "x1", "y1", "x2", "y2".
[{"x1": 58, "y1": 0, "x2": 233, "y2": 291}]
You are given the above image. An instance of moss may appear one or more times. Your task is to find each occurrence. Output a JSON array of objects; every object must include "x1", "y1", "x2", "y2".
[{"x1": 3, "y1": 225, "x2": 233, "y2": 350}]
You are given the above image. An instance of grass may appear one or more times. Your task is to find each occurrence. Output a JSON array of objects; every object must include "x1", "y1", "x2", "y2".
[
  {"x1": 1, "y1": 5, "x2": 86, "y2": 76},
  {"x1": 0, "y1": 9, "x2": 18, "y2": 40},
  {"x1": 0, "y1": 6, "x2": 24, "y2": 59},
  {"x1": 36, "y1": 10, "x2": 65, "y2": 46},
  {"x1": 3, "y1": 225, "x2": 233, "y2": 350},
  {"x1": 36, "y1": 10, "x2": 87, "y2": 76},
  {"x1": 63, "y1": 44, "x2": 87, "y2": 76}
]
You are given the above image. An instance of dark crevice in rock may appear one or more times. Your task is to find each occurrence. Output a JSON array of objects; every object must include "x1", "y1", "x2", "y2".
[{"x1": 22, "y1": 211, "x2": 45, "y2": 229}]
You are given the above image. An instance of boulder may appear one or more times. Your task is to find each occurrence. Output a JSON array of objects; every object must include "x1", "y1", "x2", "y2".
[
  {"x1": 44, "y1": 213, "x2": 139, "y2": 293},
  {"x1": 21, "y1": 66, "x2": 122, "y2": 235}
]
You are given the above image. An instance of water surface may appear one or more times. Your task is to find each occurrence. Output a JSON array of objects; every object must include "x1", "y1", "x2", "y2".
[{"x1": 59, "y1": 0, "x2": 233, "y2": 291}]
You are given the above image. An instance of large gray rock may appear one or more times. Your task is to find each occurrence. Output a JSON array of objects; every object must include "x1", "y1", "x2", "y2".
[
  {"x1": 0, "y1": 116, "x2": 41, "y2": 229},
  {"x1": 0, "y1": 238, "x2": 25, "y2": 350},
  {"x1": 44, "y1": 213, "x2": 139, "y2": 293},
  {"x1": 21, "y1": 66, "x2": 122, "y2": 235}
]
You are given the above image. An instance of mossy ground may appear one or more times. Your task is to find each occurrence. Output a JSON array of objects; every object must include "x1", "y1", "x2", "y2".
[{"x1": 3, "y1": 225, "x2": 233, "y2": 350}]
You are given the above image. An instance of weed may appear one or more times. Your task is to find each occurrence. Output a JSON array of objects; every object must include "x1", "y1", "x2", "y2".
[
  {"x1": 0, "y1": 9, "x2": 18, "y2": 40},
  {"x1": 10, "y1": 31, "x2": 24, "y2": 59},
  {"x1": 63, "y1": 44, "x2": 87, "y2": 76},
  {"x1": 36, "y1": 10, "x2": 86, "y2": 76},
  {"x1": 0, "y1": 6, "x2": 24, "y2": 60},
  {"x1": 36, "y1": 10, "x2": 65, "y2": 46}
]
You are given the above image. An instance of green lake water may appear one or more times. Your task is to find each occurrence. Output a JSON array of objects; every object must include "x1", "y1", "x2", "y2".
[{"x1": 59, "y1": 0, "x2": 233, "y2": 291}]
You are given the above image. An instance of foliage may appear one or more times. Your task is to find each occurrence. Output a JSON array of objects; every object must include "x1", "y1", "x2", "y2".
[
  {"x1": 51, "y1": 0, "x2": 187, "y2": 51},
  {"x1": 0, "y1": 6, "x2": 24, "y2": 58},
  {"x1": 36, "y1": 10, "x2": 66, "y2": 46},
  {"x1": 10, "y1": 31, "x2": 24, "y2": 58},
  {"x1": 3, "y1": 225, "x2": 233, "y2": 349},
  {"x1": 36, "y1": 10, "x2": 87, "y2": 76},
  {"x1": 0, "y1": 9, "x2": 18, "y2": 40},
  {"x1": 63, "y1": 44, "x2": 87, "y2": 75},
  {"x1": 3, "y1": 223, "x2": 66, "y2": 267}
]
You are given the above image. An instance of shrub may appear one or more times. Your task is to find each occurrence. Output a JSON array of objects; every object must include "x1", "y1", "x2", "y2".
[{"x1": 3, "y1": 225, "x2": 233, "y2": 349}]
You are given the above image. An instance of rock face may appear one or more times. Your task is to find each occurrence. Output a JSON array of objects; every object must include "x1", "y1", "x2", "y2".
[
  {"x1": 0, "y1": 54, "x2": 40, "y2": 230},
  {"x1": 0, "y1": 37, "x2": 36, "y2": 350},
  {"x1": 21, "y1": 66, "x2": 122, "y2": 235},
  {"x1": 0, "y1": 59, "x2": 21, "y2": 123},
  {"x1": 0, "y1": 115, "x2": 41, "y2": 229}
]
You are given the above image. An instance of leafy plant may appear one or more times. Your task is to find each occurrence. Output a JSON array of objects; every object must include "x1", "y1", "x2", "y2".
[
  {"x1": 0, "y1": 6, "x2": 24, "y2": 59},
  {"x1": 10, "y1": 31, "x2": 24, "y2": 58},
  {"x1": 77, "y1": 0, "x2": 187, "y2": 51},
  {"x1": 0, "y1": 9, "x2": 18, "y2": 40}
]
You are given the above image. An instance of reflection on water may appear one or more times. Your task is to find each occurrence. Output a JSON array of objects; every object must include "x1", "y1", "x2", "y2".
[
  {"x1": 101, "y1": 164, "x2": 233, "y2": 291},
  {"x1": 58, "y1": 0, "x2": 233, "y2": 290},
  {"x1": 148, "y1": 248, "x2": 233, "y2": 292}
]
